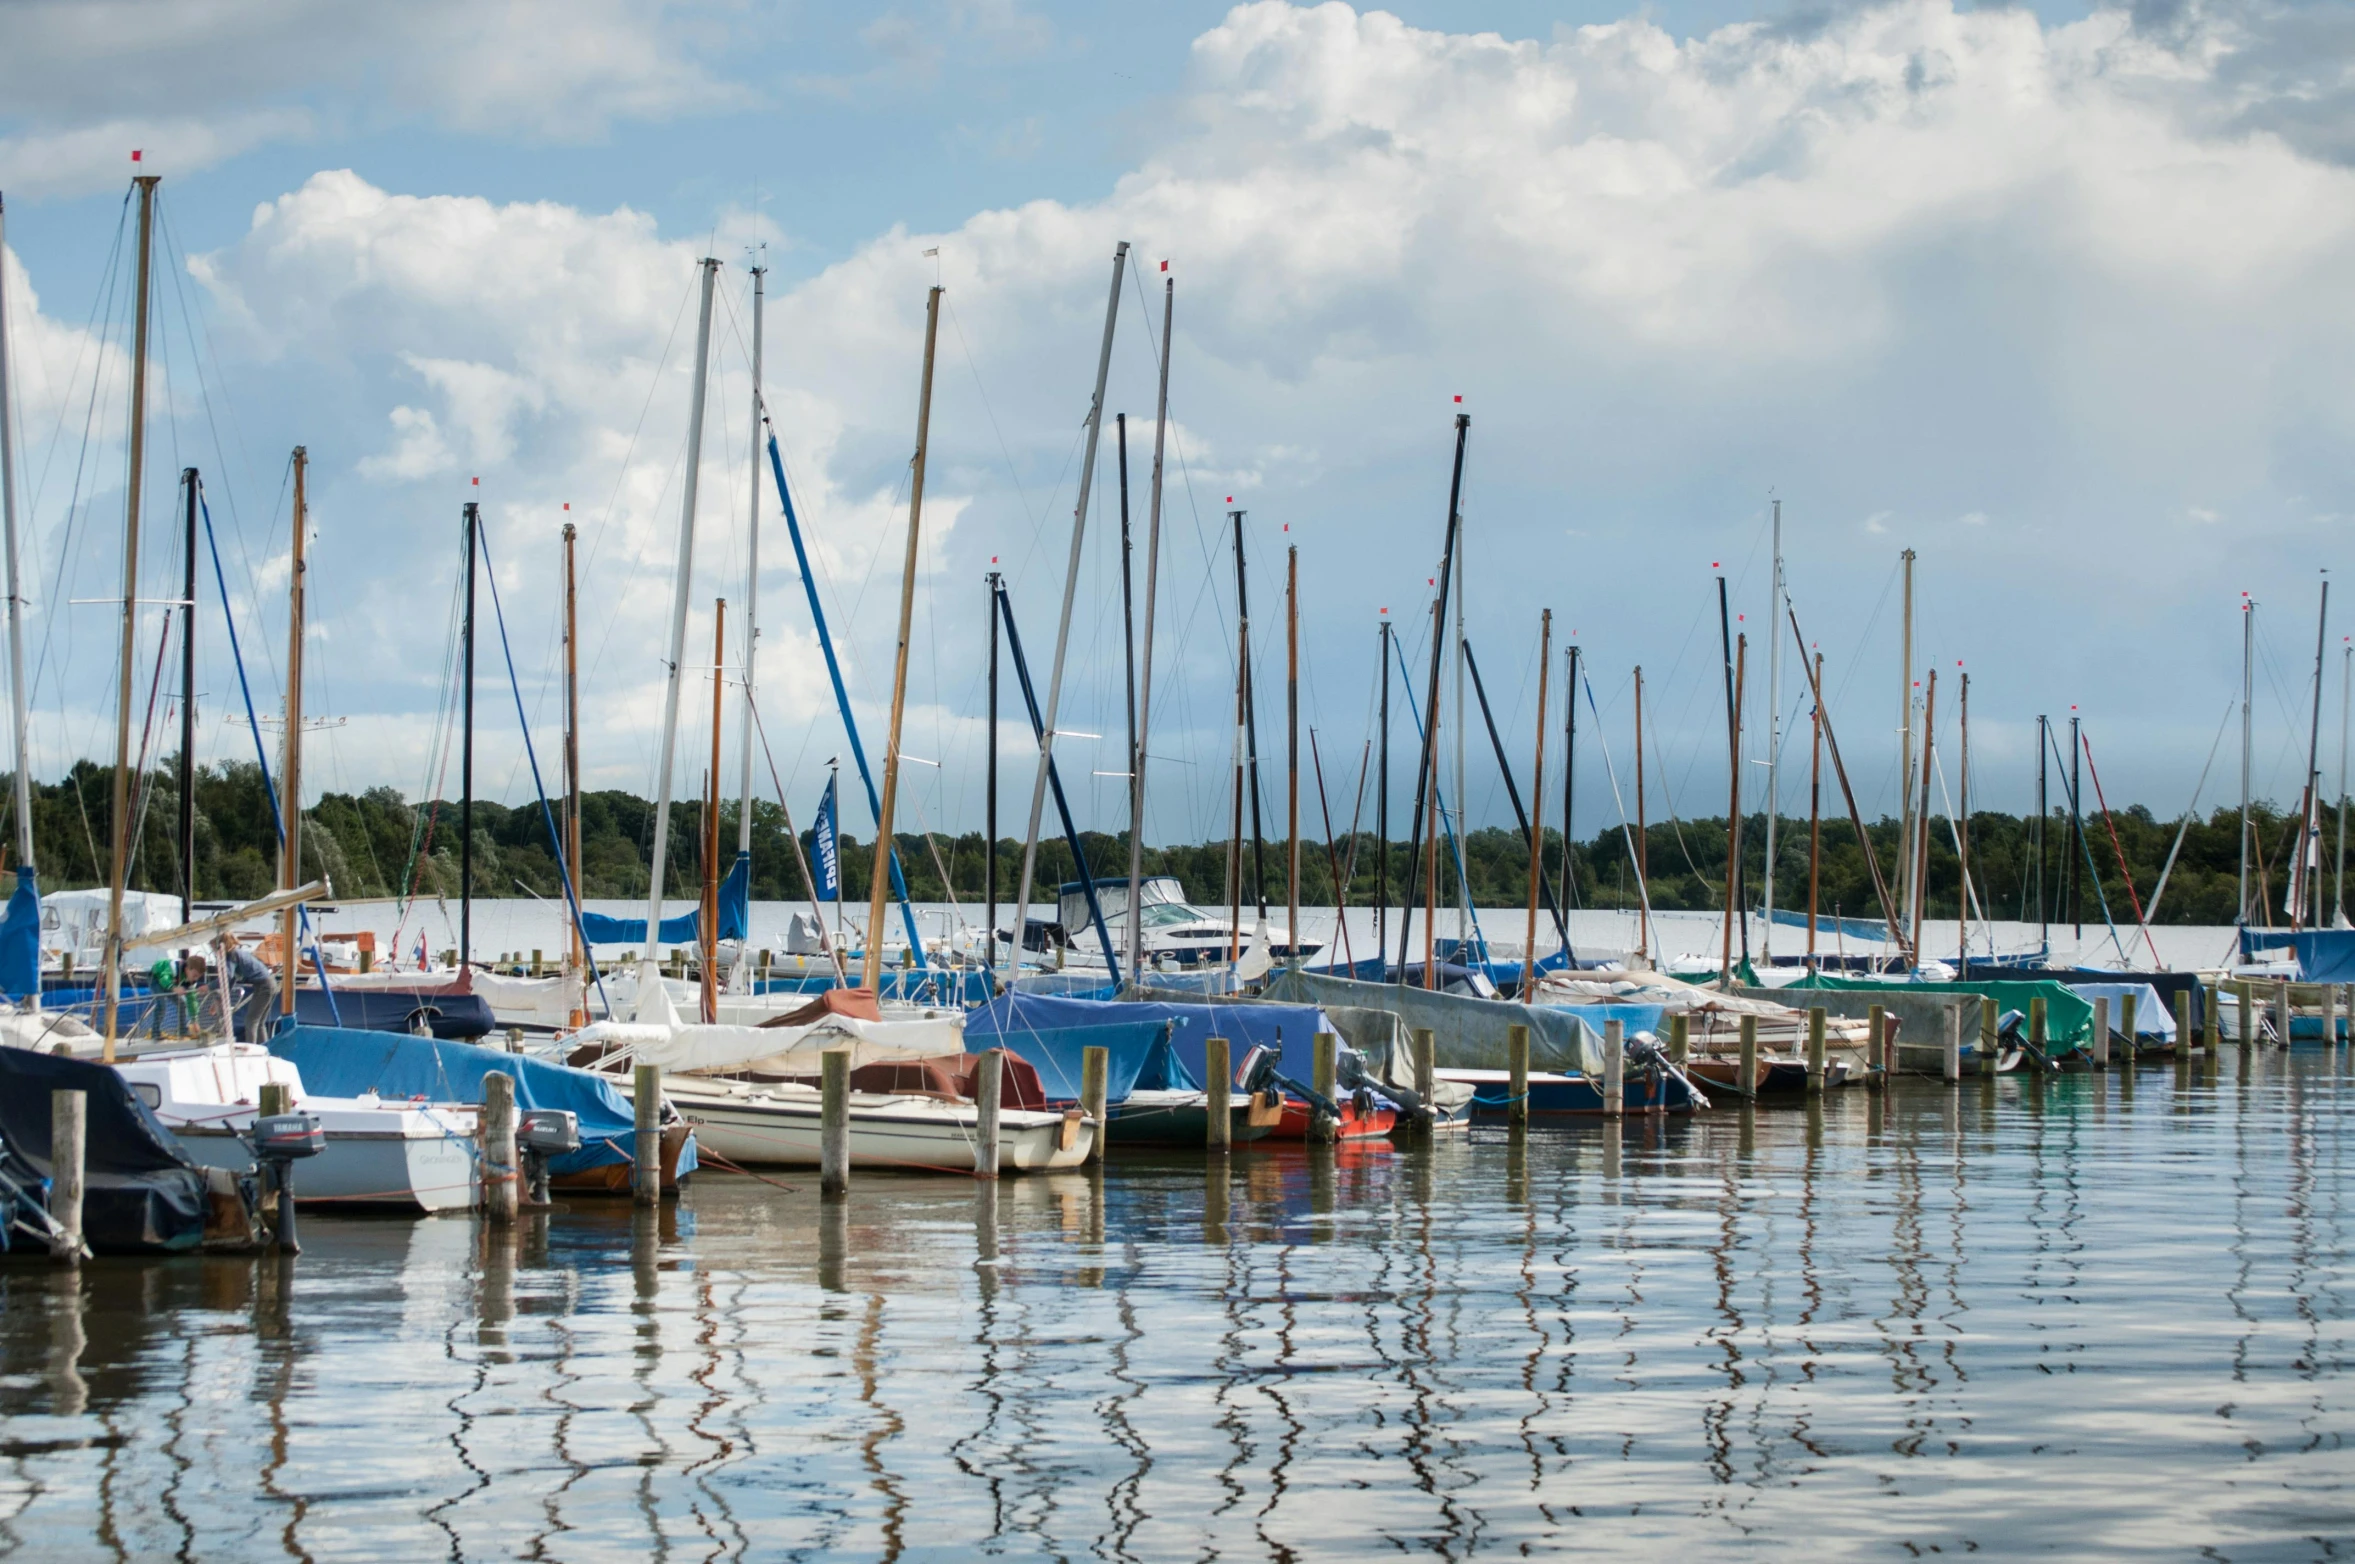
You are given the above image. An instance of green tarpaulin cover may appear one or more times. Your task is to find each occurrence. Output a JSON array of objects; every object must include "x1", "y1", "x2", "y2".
[{"x1": 1783, "y1": 974, "x2": 2095, "y2": 1047}]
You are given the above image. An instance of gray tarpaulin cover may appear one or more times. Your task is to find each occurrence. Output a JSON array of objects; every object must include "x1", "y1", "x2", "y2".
[{"x1": 1262, "y1": 969, "x2": 1597, "y2": 1074}]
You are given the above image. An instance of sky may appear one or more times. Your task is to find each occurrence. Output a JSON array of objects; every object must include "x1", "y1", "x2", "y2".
[{"x1": 2, "y1": 0, "x2": 2352, "y2": 871}]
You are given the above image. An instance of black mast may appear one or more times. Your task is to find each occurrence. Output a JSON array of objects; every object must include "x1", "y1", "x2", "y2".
[
  {"x1": 1235, "y1": 509, "x2": 1267, "y2": 920},
  {"x1": 1394, "y1": 413, "x2": 1470, "y2": 982},
  {"x1": 461, "y1": 502, "x2": 477, "y2": 968},
  {"x1": 1563, "y1": 643, "x2": 1579, "y2": 917},
  {"x1": 178, "y1": 467, "x2": 197, "y2": 924}
]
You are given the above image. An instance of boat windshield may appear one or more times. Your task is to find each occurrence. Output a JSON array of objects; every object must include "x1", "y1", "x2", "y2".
[{"x1": 1139, "y1": 902, "x2": 1217, "y2": 929}]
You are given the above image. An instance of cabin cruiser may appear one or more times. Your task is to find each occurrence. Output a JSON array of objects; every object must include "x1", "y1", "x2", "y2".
[{"x1": 1021, "y1": 877, "x2": 1321, "y2": 971}]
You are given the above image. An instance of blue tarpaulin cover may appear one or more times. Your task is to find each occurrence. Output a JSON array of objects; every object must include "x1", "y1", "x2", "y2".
[
  {"x1": 967, "y1": 992, "x2": 1342, "y2": 1091},
  {"x1": 755, "y1": 969, "x2": 997, "y2": 1007},
  {"x1": 983, "y1": 1019, "x2": 1188, "y2": 1102},
  {"x1": 1768, "y1": 906, "x2": 1894, "y2": 943},
  {"x1": 2238, "y1": 928, "x2": 2355, "y2": 983},
  {"x1": 0, "y1": 865, "x2": 37, "y2": 1001},
  {"x1": 269, "y1": 1025, "x2": 694, "y2": 1181},
  {"x1": 579, "y1": 852, "x2": 750, "y2": 947}
]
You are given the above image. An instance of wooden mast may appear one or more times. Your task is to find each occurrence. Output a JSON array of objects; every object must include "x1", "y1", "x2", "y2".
[
  {"x1": 278, "y1": 447, "x2": 308, "y2": 1018},
  {"x1": 703, "y1": 599, "x2": 724, "y2": 1022},
  {"x1": 862, "y1": 285, "x2": 940, "y2": 990},
  {"x1": 1520, "y1": 609, "x2": 1551, "y2": 1001},
  {"x1": 100, "y1": 173, "x2": 158, "y2": 1061},
  {"x1": 1285, "y1": 545, "x2": 1299, "y2": 967}
]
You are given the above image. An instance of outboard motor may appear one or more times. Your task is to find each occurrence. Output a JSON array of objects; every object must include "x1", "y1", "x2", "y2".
[
  {"x1": 517, "y1": 1109, "x2": 581, "y2": 1207},
  {"x1": 248, "y1": 1112, "x2": 322, "y2": 1253}
]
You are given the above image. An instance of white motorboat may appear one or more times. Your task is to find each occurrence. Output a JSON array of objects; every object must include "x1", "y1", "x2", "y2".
[
  {"x1": 663, "y1": 1075, "x2": 1092, "y2": 1172},
  {"x1": 110, "y1": 1043, "x2": 480, "y2": 1212},
  {"x1": 1033, "y1": 876, "x2": 1320, "y2": 970}
]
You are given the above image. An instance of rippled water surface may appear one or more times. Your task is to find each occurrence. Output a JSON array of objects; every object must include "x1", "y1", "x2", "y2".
[{"x1": 2, "y1": 1053, "x2": 2349, "y2": 1560}]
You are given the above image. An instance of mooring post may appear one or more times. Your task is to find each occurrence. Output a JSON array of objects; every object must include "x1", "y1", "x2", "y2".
[
  {"x1": 1976, "y1": 997, "x2": 1994, "y2": 1077},
  {"x1": 1506, "y1": 1023, "x2": 1529, "y2": 1133},
  {"x1": 820, "y1": 1050, "x2": 849, "y2": 1197},
  {"x1": 1205, "y1": 1036, "x2": 1231, "y2": 1153},
  {"x1": 2121, "y1": 991, "x2": 2138, "y2": 1063},
  {"x1": 482, "y1": 1070, "x2": 518, "y2": 1224},
  {"x1": 1942, "y1": 1005, "x2": 1960, "y2": 1084},
  {"x1": 2276, "y1": 980, "x2": 2292, "y2": 1047},
  {"x1": 2236, "y1": 980, "x2": 2252, "y2": 1047},
  {"x1": 973, "y1": 1049, "x2": 1004, "y2": 1178},
  {"x1": 2091, "y1": 997, "x2": 2111, "y2": 1071},
  {"x1": 2174, "y1": 989, "x2": 2193, "y2": 1059},
  {"x1": 1310, "y1": 1032, "x2": 1339, "y2": 1142},
  {"x1": 48, "y1": 1090, "x2": 84, "y2": 1262},
  {"x1": 632, "y1": 1062, "x2": 661, "y2": 1206},
  {"x1": 1080, "y1": 1045, "x2": 1108, "y2": 1167},
  {"x1": 2030, "y1": 996, "x2": 2048, "y2": 1062},
  {"x1": 1738, "y1": 1014, "x2": 1758, "y2": 1095},
  {"x1": 1668, "y1": 1012, "x2": 1688, "y2": 1067},
  {"x1": 1806, "y1": 1007, "x2": 1827, "y2": 1094},
  {"x1": 1867, "y1": 1004, "x2": 1886, "y2": 1083},
  {"x1": 1412, "y1": 1027, "x2": 1436, "y2": 1136},
  {"x1": 1602, "y1": 1020, "x2": 1625, "y2": 1118},
  {"x1": 257, "y1": 1081, "x2": 291, "y2": 1118}
]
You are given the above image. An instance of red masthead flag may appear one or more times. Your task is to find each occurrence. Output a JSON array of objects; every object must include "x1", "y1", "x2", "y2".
[
  {"x1": 131, "y1": 149, "x2": 142, "y2": 162},
  {"x1": 1452, "y1": 395, "x2": 1462, "y2": 403},
  {"x1": 1159, "y1": 260, "x2": 1168, "y2": 273}
]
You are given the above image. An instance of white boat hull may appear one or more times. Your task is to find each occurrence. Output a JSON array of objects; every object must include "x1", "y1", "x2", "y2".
[
  {"x1": 167, "y1": 1122, "x2": 480, "y2": 1213},
  {"x1": 666, "y1": 1081, "x2": 1092, "y2": 1172}
]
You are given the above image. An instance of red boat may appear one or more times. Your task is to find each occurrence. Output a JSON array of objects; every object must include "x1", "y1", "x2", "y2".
[{"x1": 1268, "y1": 1094, "x2": 1396, "y2": 1140}]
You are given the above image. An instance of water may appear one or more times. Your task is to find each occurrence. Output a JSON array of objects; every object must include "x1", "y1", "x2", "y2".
[{"x1": 4, "y1": 1054, "x2": 2349, "y2": 1560}]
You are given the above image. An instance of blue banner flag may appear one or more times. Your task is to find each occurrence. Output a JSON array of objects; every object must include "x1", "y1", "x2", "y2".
[{"x1": 813, "y1": 776, "x2": 840, "y2": 901}]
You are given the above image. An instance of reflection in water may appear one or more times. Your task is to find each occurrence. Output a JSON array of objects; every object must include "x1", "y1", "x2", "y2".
[{"x1": 0, "y1": 1063, "x2": 2347, "y2": 1557}]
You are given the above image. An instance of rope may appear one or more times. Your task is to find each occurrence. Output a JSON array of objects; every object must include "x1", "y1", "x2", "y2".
[{"x1": 2079, "y1": 728, "x2": 2163, "y2": 968}]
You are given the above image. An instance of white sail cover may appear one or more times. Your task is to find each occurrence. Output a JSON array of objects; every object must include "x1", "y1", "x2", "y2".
[{"x1": 569, "y1": 1012, "x2": 966, "y2": 1077}]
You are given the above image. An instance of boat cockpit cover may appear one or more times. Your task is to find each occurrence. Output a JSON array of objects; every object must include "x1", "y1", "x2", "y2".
[
  {"x1": 0, "y1": 865, "x2": 35, "y2": 1000},
  {"x1": 270, "y1": 1025, "x2": 650, "y2": 1180},
  {"x1": 980, "y1": 1019, "x2": 1187, "y2": 1102},
  {"x1": 967, "y1": 992, "x2": 1340, "y2": 1090},
  {"x1": 1260, "y1": 968, "x2": 1598, "y2": 1074},
  {"x1": 0, "y1": 1047, "x2": 208, "y2": 1252},
  {"x1": 2238, "y1": 928, "x2": 2355, "y2": 983},
  {"x1": 578, "y1": 851, "x2": 750, "y2": 947},
  {"x1": 1787, "y1": 973, "x2": 2096, "y2": 1046}
]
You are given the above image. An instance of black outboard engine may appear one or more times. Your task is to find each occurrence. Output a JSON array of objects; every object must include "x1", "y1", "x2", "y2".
[
  {"x1": 517, "y1": 1109, "x2": 581, "y2": 1207},
  {"x1": 248, "y1": 1112, "x2": 322, "y2": 1253}
]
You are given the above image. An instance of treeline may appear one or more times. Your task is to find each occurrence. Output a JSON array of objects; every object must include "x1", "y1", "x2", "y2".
[{"x1": 7, "y1": 757, "x2": 2328, "y2": 928}]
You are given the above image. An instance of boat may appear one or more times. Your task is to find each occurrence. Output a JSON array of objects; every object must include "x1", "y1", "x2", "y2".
[
  {"x1": 1446, "y1": 1062, "x2": 1703, "y2": 1117},
  {"x1": 0, "y1": 1047, "x2": 246, "y2": 1254},
  {"x1": 1684, "y1": 1053, "x2": 1851, "y2": 1096},
  {"x1": 110, "y1": 1042, "x2": 479, "y2": 1212},
  {"x1": 661, "y1": 1070, "x2": 1093, "y2": 1173},
  {"x1": 1032, "y1": 877, "x2": 1322, "y2": 971}
]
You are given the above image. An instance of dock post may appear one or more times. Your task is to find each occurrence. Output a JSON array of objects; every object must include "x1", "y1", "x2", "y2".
[
  {"x1": 2030, "y1": 996, "x2": 2048, "y2": 1061},
  {"x1": 257, "y1": 1081, "x2": 291, "y2": 1119},
  {"x1": 1807, "y1": 1007, "x2": 1826, "y2": 1094},
  {"x1": 1507, "y1": 1023, "x2": 1529, "y2": 1134},
  {"x1": 973, "y1": 1050, "x2": 1003, "y2": 1178},
  {"x1": 1412, "y1": 1028, "x2": 1436, "y2": 1137},
  {"x1": 631, "y1": 1062, "x2": 661, "y2": 1206},
  {"x1": 2121, "y1": 990, "x2": 2138, "y2": 1062},
  {"x1": 1080, "y1": 1045, "x2": 1108, "y2": 1167},
  {"x1": 1205, "y1": 1037, "x2": 1231, "y2": 1153},
  {"x1": 820, "y1": 1051, "x2": 850, "y2": 1197},
  {"x1": 482, "y1": 1071, "x2": 518, "y2": 1225},
  {"x1": 1738, "y1": 1014, "x2": 1758, "y2": 1095},
  {"x1": 1867, "y1": 1004, "x2": 1886, "y2": 1084},
  {"x1": 1602, "y1": 1020, "x2": 1625, "y2": 1118},
  {"x1": 1310, "y1": 1033, "x2": 1339, "y2": 1142},
  {"x1": 1944, "y1": 1006, "x2": 1961, "y2": 1084},
  {"x1": 2175, "y1": 989, "x2": 2193, "y2": 1059},
  {"x1": 1979, "y1": 998, "x2": 1997, "y2": 1077},
  {"x1": 2276, "y1": 980, "x2": 2292, "y2": 1047},
  {"x1": 2237, "y1": 980, "x2": 2252, "y2": 1047},
  {"x1": 1668, "y1": 1012, "x2": 1688, "y2": 1067},
  {"x1": 48, "y1": 1090, "x2": 83, "y2": 1262},
  {"x1": 2091, "y1": 997, "x2": 2110, "y2": 1071}
]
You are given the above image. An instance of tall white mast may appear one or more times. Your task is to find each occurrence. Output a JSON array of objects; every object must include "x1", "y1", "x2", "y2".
[
  {"x1": 1896, "y1": 547, "x2": 1916, "y2": 954},
  {"x1": 730, "y1": 263, "x2": 763, "y2": 991},
  {"x1": 1009, "y1": 242, "x2": 1128, "y2": 958},
  {"x1": 1452, "y1": 510, "x2": 1468, "y2": 944},
  {"x1": 2240, "y1": 598, "x2": 2254, "y2": 926},
  {"x1": 1762, "y1": 497, "x2": 1782, "y2": 962},
  {"x1": 1123, "y1": 275, "x2": 1173, "y2": 983},
  {"x1": 638, "y1": 257, "x2": 720, "y2": 1003},
  {"x1": 0, "y1": 194, "x2": 31, "y2": 880}
]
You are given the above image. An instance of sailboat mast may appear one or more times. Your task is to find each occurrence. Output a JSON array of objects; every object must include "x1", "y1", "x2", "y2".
[
  {"x1": 1393, "y1": 413, "x2": 1469, "y2": 986},
  {"x1": 1896, "y1": 548, "x2": 1916, "y2": 942},
  {"x1": 986, "y1": 570, "x2": 1000, "y2": 971},
  {"x1": 2069, "y1": 713, "x2": 2082, "y2": 939},
  {"x1": 738, "y1": 266, "x2": 763, "y2": 863},
  {"x1": 2339, "y1": 641, "x2": 2350, "y2": 927},
  {"x1": 1227, "y1": 523, "x2": 1245, "y2": 967},
  {"x1": 1958, "y1": 671, "x2": 1971, "y2": 974},
  {"x1": 1123, "y1": 274, "x2": 1172, "y2": 984},
  {"x1": 1563, "y1": 643, "x2": 1578, "y2": 941},
  {"x1": 2240, "y1": 599, "x2": 2254, "y2": 926},
  {"x1": 1763, "y1": 499, "x2": 1782, "y2": 962},
  {"x1": 1241, "y1": 521, "x2": 1266, "y2": 923},
  {"x1": 1634, "y1": 664, "x2": 1647, "y2": 963},
  {"x1": 2037, "y1": 715, "x2": 2048, "y2": 947},
  {"x1": 2301, "y1": 580, "x2": 2329, "y2": 930},
  {"x1": 460, "y1": 496, "x2": 474, "y2": 969},
  {"x1": 1376, "y1": 618, "x2": 1390, "y2": 964},
  {"x1": 640, "y1": 257, "x2": 720, "y2": 978},
  {"x1": 1718, "y1": 576, "x2": 1737, "y2": 984},
  {"x1": 100, "y1": 173, "x2": 158, "y2": 1060},
  {"x1": 279, "y1": 448, "x2": 308, "y2": 1018},
  {"x1": 1808, "y1": 651, "x2": 1823, "y2": 969},
  {"x1": 564, "y1": 521, "x2": 584, "y2": 998},
  {"x1": 704, "y1": 599, "x2": 724, "y2": 1022},
  {"x1": 1286, "y1": 546, "x2": 1299, "y2": 962},
  {"x1": 178, "y1": 468, "x2": 196, "y2": 923},
  {"x1": 1916, "y1": 671, "x2": 1938, "y2": 950},
  {"x1": 1009, "y1": 242, "x2": 1127, "y2": 952},
  {"x1": 1452, "y1": 495, "x2": 1468, "y2": 946},
  {"x1": 0, "y1": 193, "x2": 28, "y2": 881},
  {"x1": 862, "y1": 285, "x2": 941, "y2": 990},
  {"x1": 1520, "y1": 609, "x2": 1551, "y2": 1001}
]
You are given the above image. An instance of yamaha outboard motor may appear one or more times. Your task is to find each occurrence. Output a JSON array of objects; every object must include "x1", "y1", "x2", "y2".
[
  {"x1": 518, "y1": 1108, "x2": 581, "y2": 1207},
  {"x1": 248, "y1": 1112, "x2": 322, "y2": 1253}
]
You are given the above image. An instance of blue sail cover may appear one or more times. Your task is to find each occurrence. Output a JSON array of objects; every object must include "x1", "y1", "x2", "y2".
[
  {"x1": 967, "y1": 992, "x2": 1342, "y2": 1092},
  {"x1": 985, "y1": 1019, "x2": 1189, "y2": 1103},
  {"x1": 0, "y1": 865, "x2": 36, "y2": 1000},
  {"x1": 269, "y1": 1026, "x2": 693, "y2": 1181},
  {"x1": 1767, "y1": 906, "x2": 1895, "y2": 943},
  {"x1": 579, "y1": 852, "x2": 750, "y2": 947},
  {"x1": 2239, "y1": 928, "x2": 2355, "y2": 983}
]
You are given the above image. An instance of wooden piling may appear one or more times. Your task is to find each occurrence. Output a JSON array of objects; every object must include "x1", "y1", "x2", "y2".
[
  {"x1": 1944, "y1": 1005, "x2": 1961, "y2": 1084},
  {"x1": 1668, "y1": 1012, "x2": 1688, "y2": 1067},
  {"x1": 1080, "y1": 1045, "x2": 1108, "y2": 1168},
  {"x1": 2121, "y1": 991, "x2": 2138, "y2": 1062},
  {"x1": 48, "y1": 1090, "x2": 83, "y2": 1262},
  {"x1": 481, "y1": 1071, "x2": 518, "y2": 1224},
  {"x1": 1980, "y1": 997, "x2": 1997, "y2": 1077},
  {"x1": 1807, "y1": 1006, "x2": 1826, "y2": 1094},
  {"x1": 1311, "y1": 1033, "x2": 1339, "y2": 1142},
  {"x1": 2237, "y1": 980, "x2": 2252, "y2": 1047},
  {"x1": 257, "y1": 1081, "x2": 291, "y2": 1118},
  {"x1": 1602, "y1": 1020, "x2": 1625, "y2": 1118},
  {"x1": 1506, "y1": 1023, "x2": 1529, "y2": 1133},
  {"x1": 632, "y1": 1062, "x2": 660, "y2": 1206},
  {"x1": 1738, "y1": 1014, "x2": 1758, "y2": 1095},
  {"x1": 1867, "y1": 1004, "x2": 1886, "y2": 1083},
  {"x1": 2091, "y1": 997, "x2": 2110, "y2": 1071},
  {"x1": 2276, "y1": 980, "x2": 2292, "y2": 1047},
  {"x1": 1413, "y1": 1027, "x2": 1436, "y2": 1111},
  {"x1": 1205, "y1": 1037, "x2": 1231, "y2": 1153},
  {"x1": 820, "y1": 1051, "x2": 849, "y2": 1196},
  {"x1": 2030, "y1": 996, "x2": 2047, "y2": 1059},
  {"x1": 2176, "y1": 989, "x2": 2194, "y2": 1059},
  {"x1": 973, "y1": 1049, "x2": 1004, "y2": 1178}
]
